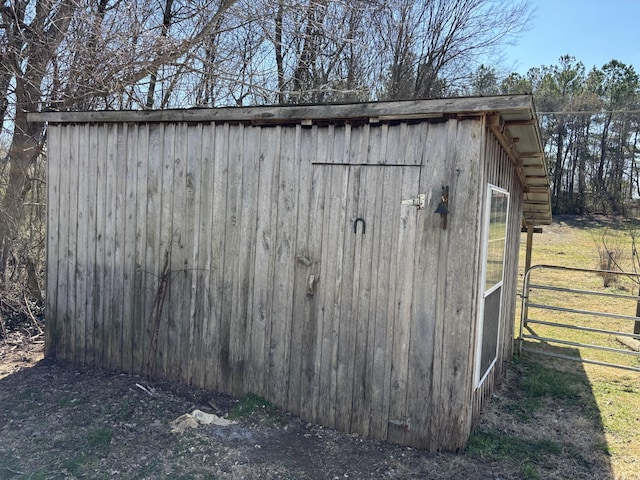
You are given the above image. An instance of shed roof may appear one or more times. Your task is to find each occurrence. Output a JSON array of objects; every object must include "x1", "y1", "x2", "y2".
[{"x1": 29, "y1": 94, "x2": 551, "y2": 225}]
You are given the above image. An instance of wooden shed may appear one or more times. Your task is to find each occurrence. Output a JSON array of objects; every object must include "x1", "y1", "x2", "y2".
[{"x1": 30, "y1": 94, "x2": 551, "y2": 451}]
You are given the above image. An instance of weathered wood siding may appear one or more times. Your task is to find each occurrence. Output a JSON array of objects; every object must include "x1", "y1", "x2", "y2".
[
  {"x1": 470, "y1": 128, "x2": 524, "y2": 425},
  {"x1": 46, "y1": 116, "x2": 513, "y2": 451}
]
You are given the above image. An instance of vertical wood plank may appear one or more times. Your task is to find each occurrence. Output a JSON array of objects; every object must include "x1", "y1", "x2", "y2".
[
  {"x1": 431, "y1": 119, "x2": 483, "y2": 450},
  {"x1": 349, "y1": 158, "x2": 376, "y2": 436},
  {"x1": 322, "y1": 164, "x2": 349, "y2": 428},
  {"x1": 58, "y1": 124, "x2": 71, "y2": 361},
  {"x1": 210, "y1": 123, "x2": 229, "y2": 392},
  {"x1": 143, "y1": 124, "x2": 163, "y2": 377},
  {"x1": 179, "y1": 124, "x2": 197, "y2": 385},
  {"x1": 405, "y1": 122, "x2": 445, "y2": 449},
  {"x1": 74, "y1": 124, "x2": 89, "y2": 365},
  {"x1": 386, "y1": 166, "x2": 420, "y2": 445},
  {"x1": 334, "y1": 163, "x2": 358, "y2": 433},
  {"x1": 84, "y1": 125, "x2": 99, "y2": 367},
  {"x1": 64, "y1": 124, "x2": 79, "y2": 364},
  {"x1": 121, "y1": 124, "x2": 138, "y2": 373},
  {"x1": 132, "y1": 124, "x2": 149, "y2": 375},
  {"x1": 247, "y1": 125, "x2": 278, "y2": 396},
  {"x1": 201, "y1": 122, "x2": 220, "y2": 390},
  {"x1": 111, "y1": 123, "x2": 128, "y2": 372},
  {"x1": 218, "y1": 123, "x2": 243, "y2": 393},
  {"x1": 193, "y1": 123, "x2": 214, "y2": 388},
  {"x1": 230, "y1": 124, "x2": 259, "y2": 395},
  {"x1": 92, "y1": 125, "x2": 107, "y2": 369},
  {"x1": 185, "y1": 124, "x2": 203, "y2": 385},
  {"x1": 298, "y1": 126, "x2": 322, "y2": 420},
  {"x1": 358, "y1": 126, "x2": 384, "y2": 438},
  {"x1": 45, "y1": 125, "x2": 62, "y2": 358},
  {"x1": 368, "y1": 125, "x2": 391, "y2": 440},
  {"x1": 308, "y1": 126, "x2": 332, "y2": 424},
  {"x1": 169, "y1": 123, "x2": 189, "y2": 382},
  {"x1": 102, "y1": 124, "x2": 117, "y2": 370},
  {"x1": 288, "y1": 125, "x2": 311, "y2": 415},
  {"x1": 387, "y1": 124, "x2": 426, "y2": 444},
  {"x1": 157, "y1": 123, "x2": 176, "y2": 379},
  {"x1": 268, "y1": 126, "x2": 299, "y2": 407}
]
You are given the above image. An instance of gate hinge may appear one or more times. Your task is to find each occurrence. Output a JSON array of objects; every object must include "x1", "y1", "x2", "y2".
[{"x1": 401, "y1": 194, "x2": 425, "y2": 209}]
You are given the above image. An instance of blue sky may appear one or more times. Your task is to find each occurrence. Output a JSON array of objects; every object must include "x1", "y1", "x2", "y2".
[{"x1": 503, "y1": 0, "x2": 640, "y2": 74}]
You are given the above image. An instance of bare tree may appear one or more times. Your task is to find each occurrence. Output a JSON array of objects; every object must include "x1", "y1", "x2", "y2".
[
  {"x1": 0, "y1": 0, "x2": 533, "y2": 334},
  {"x1": 0, "y1": 0, "x2": 237, "y2": 317},
  {"x1": 373, "y1": 0, "x2": 531, "y2": 99}
]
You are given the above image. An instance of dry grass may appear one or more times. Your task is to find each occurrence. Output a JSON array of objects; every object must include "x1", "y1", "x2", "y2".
[{"x1": 517, "y1": 215, "x2": 640, "y2": 479}]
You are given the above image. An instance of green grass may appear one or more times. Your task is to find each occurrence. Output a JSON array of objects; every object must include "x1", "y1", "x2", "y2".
[
  {"x1": 227, "y1": 392, "x2": 290, "y2": 427},
  {"x1": 228, "y1": 393, "x2": 278, "y2": 419},
  {"x1": 87, "y1": 427, "x2": 113, "y2": 451},
  {"x1": 466, "y1": 429, "x2": 562, "y2": 461}
]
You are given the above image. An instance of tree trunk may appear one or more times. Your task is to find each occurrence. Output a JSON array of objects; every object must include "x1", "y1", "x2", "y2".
[{"x1": 0, "y1": 103, "x2": 44, "y2": 285}]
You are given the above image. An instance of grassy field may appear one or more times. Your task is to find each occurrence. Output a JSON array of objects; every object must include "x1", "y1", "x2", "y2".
[{"x1": 515, "y1": 215, "x2": 640, "y2": 479}]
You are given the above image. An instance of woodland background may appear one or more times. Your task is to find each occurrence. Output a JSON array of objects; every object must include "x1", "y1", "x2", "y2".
[{"x1": 1, "y1": 0, "x2": 639, "y2": 333}]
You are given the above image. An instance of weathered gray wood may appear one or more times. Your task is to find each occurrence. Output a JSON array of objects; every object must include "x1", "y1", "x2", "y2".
[
  {"x1": 435, "y1": 119, "x2": 483, "y2": 450},
  {"x1": 74, "y1": 123, "x2": 89, "y2": 365},
  {"x1": 203, "y1": 123, "x2": 225, "y2": 391},
  {"x1": 247, "y1": 125, "x2": 278, "y2": 396},
  {"x1": 335, "y1": 163, "x2": 358, "y2": 433},
  {"x1": 307, "y1": 151, "x2": 329, "y2": 424},
  {"x1": 193, "y1": 123, "x2": 214, "y2": 388},
  {"x1": 404, "y1": 122, "x2": 445, "y2": 449},
  {"x1": 183, "y1": 124, "x2": 201, "y2": 385},
  {"x1": 29, "y1": 95, "x2": 535, "y2": 125},
  {"x1": 368, "y1": 129, "x2": 392, "y2": 441},
  {"x1": 218, "y1": 123, "x2": 241, "y2": 394},
  {"x1": 386, "y1": 166, "x2": 419, "y2": 445},
  {"x1": 41, "y1": 102, "x2": 545, "y2": 451},
  {"x1": 82, "y1": 125, "x2": 99, "y2": 366},
  {"x1": 65, "y1": 125, "x2": 79, "y2": 364},
  {"x1": 57, "y1": 125, "x2": 71, "y2": 362},
  {"x1": 230, "y1": 124, "x2": 258, "y2": 395},
  {"x1": 359, "y1": 134, "x2": 385, "y2": 439},
  {"x1": 268, "y1": 126, "x2": 299, "y2": 407},
  {"x1": 132, "y1": 124, "x2": 149, "y2": 374},
  {"x1": 387, "y1": 133, "x2": 424, "y2": 445},
  {"x1": 169, "y1": 123, "x2": 188, "y2": 382},
  {"x1": 211, "y1": 123, "x2": 230, "y2": 392},
  {"x1": 46, "y1": 126, "x2": 63, "y2": 358},
  {"x1": 317, "y1": 164, "x2": 346, "y2": 428},
  {"x1": 157, "y1": 123, "x2": 176, "y2": 378},
  {"x1": 113, "y1": 124, "x2": 129, "y2": 372},
  {"x1": 101, "y1": 124, "x2": 116, "y2": 370},
  {"x1": 143, "y1": 124, "x2": 163, "y2": 377},
  {"x1": 288, "y1": 124, "x2": 311, "y2": 415},
  {"x1": 121, "y1": 124, "x2": 138, "y2": 373},
  {"x1": 350, "y1": 160, "x2": 377, "y2": 437},
  {"x1": 297, "y1": 126, "x2": 321, "y2": 419}
]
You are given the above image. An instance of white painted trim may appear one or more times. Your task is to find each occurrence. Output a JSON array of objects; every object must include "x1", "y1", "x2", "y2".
[{"x1": 474, "y1": 184, "x2": 510, "y2": 388}]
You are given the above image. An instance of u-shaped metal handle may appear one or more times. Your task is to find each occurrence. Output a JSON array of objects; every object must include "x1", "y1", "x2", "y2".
[{"x1": 354, "y1": 218, "x2": 366, "y2": 235}]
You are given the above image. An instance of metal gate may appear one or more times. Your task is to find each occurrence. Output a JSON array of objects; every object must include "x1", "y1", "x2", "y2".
[{"x1": 518, "y1": 265, "x2": 640, "y2": 372}]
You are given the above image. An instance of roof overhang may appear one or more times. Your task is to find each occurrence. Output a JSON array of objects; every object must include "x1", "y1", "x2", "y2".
[{"x1": 28, "y1": 94, "x2": 552, "y2": 226}]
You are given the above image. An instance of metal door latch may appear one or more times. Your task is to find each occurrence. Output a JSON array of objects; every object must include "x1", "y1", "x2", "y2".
[{"x1": 401, "y1": 194, "x2": 425, "y2": 209}]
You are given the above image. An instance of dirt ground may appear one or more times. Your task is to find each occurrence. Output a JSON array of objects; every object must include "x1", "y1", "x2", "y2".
[{"x1": 0, "y1": 332, "x2": 614, "y2": 480}]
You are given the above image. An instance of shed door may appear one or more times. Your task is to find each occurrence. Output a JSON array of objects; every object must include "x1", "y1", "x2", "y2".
[{"x1": 309, "y1": 163, "x2": 422, "y2": 437}]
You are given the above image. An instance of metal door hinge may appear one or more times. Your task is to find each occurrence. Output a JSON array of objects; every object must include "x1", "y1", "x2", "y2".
[{"x1": 401, "y1": 194, "x2": 425, "y2": 209}]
